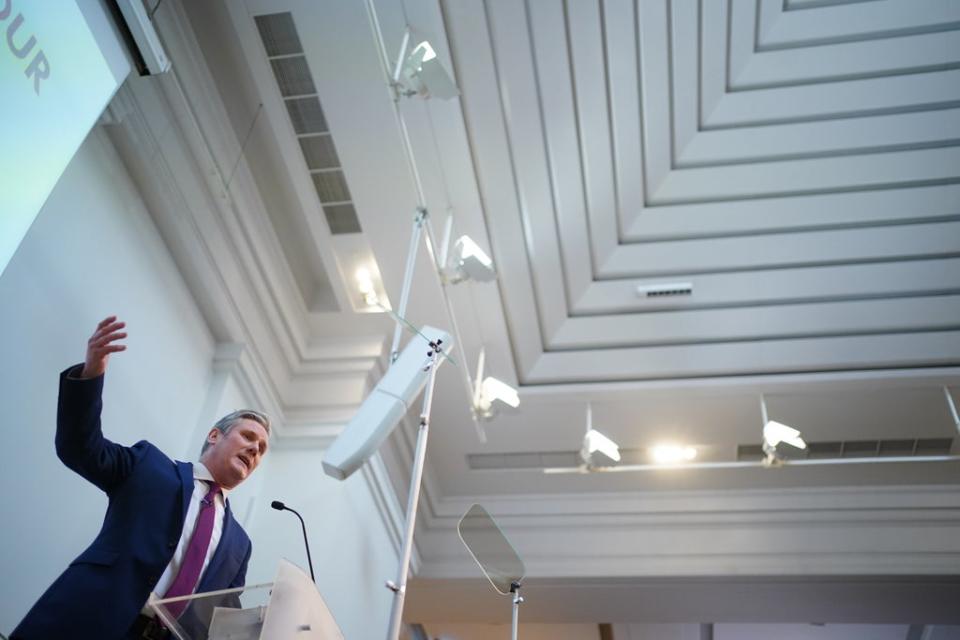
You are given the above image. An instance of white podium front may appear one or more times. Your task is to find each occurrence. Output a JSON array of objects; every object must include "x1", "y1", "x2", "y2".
[{"x1": 149, "y1": 559, "x2": 343, "y2": 640}]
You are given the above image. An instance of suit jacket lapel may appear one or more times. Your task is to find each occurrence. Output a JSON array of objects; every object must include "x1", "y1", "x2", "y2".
[{"x1": 177, "y1": 461, "x2": 194, "y2": 525}]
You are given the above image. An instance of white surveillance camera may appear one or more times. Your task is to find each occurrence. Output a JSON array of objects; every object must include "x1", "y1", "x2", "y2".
[{"x1": 322, "y1": 326, "x2": 453, "y2": 480}]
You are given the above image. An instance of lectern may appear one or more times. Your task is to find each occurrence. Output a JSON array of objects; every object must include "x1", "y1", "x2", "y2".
[{"x1": 148, "y1": 559, "x2": 342, "y2": 640}]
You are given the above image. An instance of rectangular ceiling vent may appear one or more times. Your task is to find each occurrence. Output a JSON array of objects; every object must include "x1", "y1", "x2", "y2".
[
  {"x1": 636, "y1": 282, "x2": 693, "y2": 298},
  {"x1": 467, "y1": 451, "x2": 581, "y2": 471},
  {"x1": 737, "y1": 437, "x2": 955, "y2": 461},
  {"x1": 254, "y1": 12, "x2": 362, "y2": 235}
]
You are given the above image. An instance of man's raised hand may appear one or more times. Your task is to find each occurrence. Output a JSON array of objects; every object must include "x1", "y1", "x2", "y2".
[{"x1": 81, "y1": 316, "x2": 127, "y2": 379}]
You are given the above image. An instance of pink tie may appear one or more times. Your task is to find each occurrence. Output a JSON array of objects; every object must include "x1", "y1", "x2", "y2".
[{"x1": 163, "y1": 482, "x2": 221, "y2": 618}]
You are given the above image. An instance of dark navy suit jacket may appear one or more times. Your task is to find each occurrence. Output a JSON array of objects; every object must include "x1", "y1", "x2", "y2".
[{"x1": 12, "y1": 366, "x2": 252, "y2": 639}]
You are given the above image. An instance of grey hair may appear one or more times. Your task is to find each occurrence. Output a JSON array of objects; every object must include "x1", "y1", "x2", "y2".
[{"x1": 200, "y1": 409, "x2": 271, "y2": 456}]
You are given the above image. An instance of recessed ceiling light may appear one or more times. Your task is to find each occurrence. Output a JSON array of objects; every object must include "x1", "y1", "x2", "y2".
[
  {"x1": 355, "y1": 267, "x2": 379, "y2": 307},
  {"x1": 650, "y1": 444, "x2": 697, "y2": 465}
]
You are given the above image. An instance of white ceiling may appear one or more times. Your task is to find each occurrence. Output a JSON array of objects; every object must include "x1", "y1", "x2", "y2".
[{"x1": 163, "y1": 0, "x2": 960, "y2": 624}]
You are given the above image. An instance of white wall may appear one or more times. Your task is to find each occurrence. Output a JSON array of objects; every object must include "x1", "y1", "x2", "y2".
[
  {"x1": 0, "y1": 126, "x2": 218, "y2": 633},
  {"x1": 242, "y1": 448, "x2": 400, "y2": 640}
]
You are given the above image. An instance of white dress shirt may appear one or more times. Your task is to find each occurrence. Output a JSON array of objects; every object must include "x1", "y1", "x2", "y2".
[{"x1": 145, "y1": 462, "x2": 230, "y2": 611}]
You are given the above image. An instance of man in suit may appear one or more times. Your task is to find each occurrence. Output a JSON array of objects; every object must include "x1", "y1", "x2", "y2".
[{"x1": 12, "y1": 316, "x2": 271, "y2": 639}]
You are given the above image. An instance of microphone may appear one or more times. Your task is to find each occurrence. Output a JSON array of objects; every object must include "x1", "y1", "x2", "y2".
[{"x1": 270, "y1": 500, "x2": 316, "y2": 582}]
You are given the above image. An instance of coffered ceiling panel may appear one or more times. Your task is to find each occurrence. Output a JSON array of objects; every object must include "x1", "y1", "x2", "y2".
[{"x1": 443, "y1": 0, "x2": 960, "y2": 384}]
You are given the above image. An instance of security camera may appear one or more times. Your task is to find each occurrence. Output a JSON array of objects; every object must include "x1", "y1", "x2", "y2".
[{"x1": 322, "y1": 326, "x2": 453, "y2": 480}]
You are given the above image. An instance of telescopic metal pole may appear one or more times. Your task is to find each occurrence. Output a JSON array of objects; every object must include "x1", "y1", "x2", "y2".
[
  {"x1": 510, "y1": 581, "x2": 523, "y2": 640},
  {"x1": 385, "y1": 346, "x2": 444, "y2": 640}
]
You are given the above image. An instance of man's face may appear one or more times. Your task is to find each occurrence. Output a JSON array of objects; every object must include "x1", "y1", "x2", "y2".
[{"x1": 201, "y1": 419, "x2": 269, "y2": 489}]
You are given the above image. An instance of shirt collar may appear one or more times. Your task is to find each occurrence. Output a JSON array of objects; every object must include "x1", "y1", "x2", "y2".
[{"x1": 193, "y1": 461, "x2": 232, "y2": 498}]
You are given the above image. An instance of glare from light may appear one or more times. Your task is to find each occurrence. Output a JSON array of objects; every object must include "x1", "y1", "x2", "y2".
[
  {"x1": 584, "y1": 429, "x2": 621, "y2": 463},
  {"x1": 650, "y1": 444, "x2": 697, "y2": 465},
  {"x1": 763, "y1": 420, "x2": 807, "y2": 450},
  {"x1": 355, "y1": 267, "x2": 379, "y2": 307}
]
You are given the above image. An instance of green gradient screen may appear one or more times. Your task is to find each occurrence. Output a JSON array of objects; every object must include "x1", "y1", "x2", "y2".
[{"x1": 1, "y1": 1, "x2": 120, "y2": 275}]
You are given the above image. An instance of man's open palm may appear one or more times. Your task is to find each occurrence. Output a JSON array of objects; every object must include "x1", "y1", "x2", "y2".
[{"x1": 81, "y1": 316, "x2": 127, "y2": 378}]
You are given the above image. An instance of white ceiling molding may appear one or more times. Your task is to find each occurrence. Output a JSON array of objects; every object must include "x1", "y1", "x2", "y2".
[
  {"x1": 442, "y1": 0, "x2": 960, "y2": 384},
  {"x1": 413, "y1": 484, "x2": 960, "y2": 579},
  {"x1": 405, "y1": 576, "x2": 960, "y2": 624}
]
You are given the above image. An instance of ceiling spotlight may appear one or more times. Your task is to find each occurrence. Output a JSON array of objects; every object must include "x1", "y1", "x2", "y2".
[
  {"x1": 472, "y1": 349, "x2": 520, "y2": 420},
  {"x1": 763, "y1": 421, "x2": 807, "y2": 451},
  {"x1": 579, "y1": 404, "x2": 621, "y2": 469},
  {"x1": 650, "y1": 444, "x2": 697, "y2": 465},
  {"x1": 760, "y1": 395, "x2": 806, "y2": 466},
  {"x1": 355, "y1": 267, "x2": 379, "y2": 307},
  {"x1": 445, "y1": 235, "x2": 496, "y2": 284},
  {"x1": 394, "y1": 32, "x2": 459, "y2": 100},
  {"x1": 474, "y1": 376, "x2": 520, "y2": 420}
]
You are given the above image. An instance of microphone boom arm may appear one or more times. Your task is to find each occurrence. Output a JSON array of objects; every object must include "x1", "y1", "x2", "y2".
[{"x1": 271, "y1": 501, "x2": 316, "y2": 582}]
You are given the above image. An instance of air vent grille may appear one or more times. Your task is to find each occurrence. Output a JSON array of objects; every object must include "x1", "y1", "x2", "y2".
[
  {"x1": 299, "y1": 136, "x2": 340, "y2": 170},
  {"x1": 737, "y1": 437, "x2": 954, "y2": 461},
  {"x1": 637, "y1": 282, "x2": 693, "y2": 298},
  {"x1": 255, "y1": 12, "x2": 361, "y2": 235},
  {"x1": 285, "y1": 97, "x2": 328, "y2": 134},
  {"x1": 269, "y1": 57, "x2": 316, "y2": 96},
  {"x1": 322, "y1": 204, "x2": 362, "y2": 234},
  {"x1": 254, "y1": 13, "x2": 302, "y2": 57},
  {"x1": 468, "y1": 452, "x2": 581, "y2": 470}
]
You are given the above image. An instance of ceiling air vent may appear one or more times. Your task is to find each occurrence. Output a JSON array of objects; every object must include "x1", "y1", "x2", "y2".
[
  {"x1": 737, "y1": 437, "x2": 954, "y2": 461},
  {"x1": 255, "y1": 12, "x2": 362, "y2": 235},
  {"x1": 636, "y1": 282, "x2": 693, "y2": 298}
]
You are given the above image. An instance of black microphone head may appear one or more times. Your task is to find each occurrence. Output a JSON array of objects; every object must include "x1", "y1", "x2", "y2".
[{"x1": 271, "y1": 500, "x2": 285, "y2": 510}]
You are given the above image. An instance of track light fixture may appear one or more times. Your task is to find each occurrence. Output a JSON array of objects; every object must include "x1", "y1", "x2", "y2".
[
  {"x1": 760, "y1": 395, "x2": 807, "y2": 466},
  {"x1": 472, "y1": 349, "x2": 520, "y2": 420},
  {"x1": 544, "y1": 391, "x2": 960, "y2": 475},
  {"x1": 579, "y1": 404, "x2": 621, "y2": 469},
  {"x1": 393, "y1": 30, "x2": 459, "y2": 100},
  {"x1": 444, "y1": 235, "x2": 497, "y2": 284}
]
